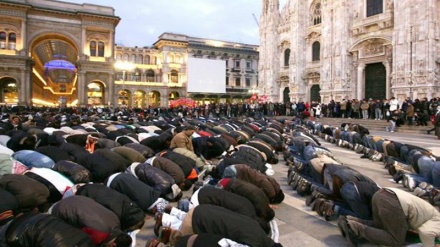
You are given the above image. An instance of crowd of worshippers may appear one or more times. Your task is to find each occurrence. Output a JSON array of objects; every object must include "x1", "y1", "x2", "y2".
[
  {"x1": 283, "y1": 118, "x2": 440, "y2": 246},
  {"x1": 0, "y1": 110, "x2": 288, "y2": 247}
]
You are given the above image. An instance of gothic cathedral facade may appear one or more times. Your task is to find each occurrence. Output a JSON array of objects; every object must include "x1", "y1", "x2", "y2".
[{"x1": 259, "y1": 0, "x2": 440, "y2": 103}]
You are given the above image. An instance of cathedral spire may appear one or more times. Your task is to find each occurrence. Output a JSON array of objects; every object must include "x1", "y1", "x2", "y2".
[{"x1": 262, "y1": 0, "x2": 279, "y2": 15}]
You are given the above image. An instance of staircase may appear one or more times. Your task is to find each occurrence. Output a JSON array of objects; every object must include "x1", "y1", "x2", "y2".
[{"x1": 310, "y1": 117, "x2": 432, "y2": 134}]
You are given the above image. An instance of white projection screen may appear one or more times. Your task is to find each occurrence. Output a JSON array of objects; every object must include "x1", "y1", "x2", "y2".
[{"x1": 187, "y1": 57, "x2": 226, "y2": 93}]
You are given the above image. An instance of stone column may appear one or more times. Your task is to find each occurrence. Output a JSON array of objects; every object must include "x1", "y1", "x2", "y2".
[
  {"x1": 108, "y1": 73, "x2": 115, "y2": 107},
  {"x1": 77, "y1": 71, "x2": 86, "y2": 106},
  {"x1": 383, "y1": 61, "x2": 391, "y2": 99},
  {"x1": 21, "y1": 20, "x2": 26, "y2": 51},
  {"x1": 357, "y1": 63, "x2": 365, "y2": 100}
]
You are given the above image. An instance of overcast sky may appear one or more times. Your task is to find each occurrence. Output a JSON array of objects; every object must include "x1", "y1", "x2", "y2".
[{"x1": 63, "y1": 0, "x2": 287, "y2": 47}]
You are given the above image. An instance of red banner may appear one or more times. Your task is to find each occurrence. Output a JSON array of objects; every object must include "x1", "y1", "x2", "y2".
[{"x1": 170, "y1": 98, "x2": 196, "y2": 108}]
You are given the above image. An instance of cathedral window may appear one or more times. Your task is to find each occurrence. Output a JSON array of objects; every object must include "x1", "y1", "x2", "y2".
[
  {"x1": 284, "y1": 49, "x2": 291, "y2": 67},
  {"x1": 311, "y1": 3, "x2": 322, "y2": 25},
  {"x1": 312, "y1": 41, "x2": 321, "y2": 62},
  {"x1": 366, "y1": 0, "x2": 383, "y2": 17}
]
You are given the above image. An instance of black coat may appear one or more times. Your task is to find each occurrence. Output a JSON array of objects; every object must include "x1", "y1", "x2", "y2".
[
  {"x1": 35, "y1": 146, "x2": 72, "y2": 163},
  {"x1": 51, "y1": 195, "x2": 120, "y2": 245},
  {"x1": 129, "y1": 163, "x2": 175, "y2": 197},
  {"x1": 76, "y1": 153, "x2": 120, "y2": 183},
  {"x1": 76, "y1": 183, "x2": 145, "y2": 231},
  {"x1": 53, "y1": 160, "x2": 92, "y2": 184},
  {"x1": 159, "y1": 151, "x2": 195, "y2": 177},
  {"x1": 192, "y1": 204, "x2": 277, "y2": 247},
  {"x1": 1, "y1": 212, "x2": 94, "y2": 247},
  {"x1": 0, "y1": 174, "x2": 49, "y2": 210},
  {"x1": 106, "y1": 173, "x2": 161, "y2": 212}
]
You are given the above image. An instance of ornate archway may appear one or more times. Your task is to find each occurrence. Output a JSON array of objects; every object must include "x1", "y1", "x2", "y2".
[{"x1": 0, "y1": 77, "x2": 18, "y2": 105}]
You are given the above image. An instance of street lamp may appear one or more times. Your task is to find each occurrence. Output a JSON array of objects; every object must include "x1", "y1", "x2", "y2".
[{"x1": 114, "y1": 61, "x2": 135, "y2": 107}]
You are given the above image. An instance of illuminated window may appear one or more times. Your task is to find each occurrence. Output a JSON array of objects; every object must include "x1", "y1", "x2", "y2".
[
  {"x1": 8, "y1": 33, "x2": 16, "y2": 50},
  {"x1": 90, "y1": 41, "x2": 96, "y2": 56},
  {"x1": 170, "y1": 70, "x2": 178, "y2": 83},
  {"x1": 147, "y1": 70, "x2": 155, "y2": 82},
  {"x1": 97, "y1": 41, "x2": 104, "y2": 57},
  {"x1": 0, "y1": 32, "x2": 6, "y2": 49}
]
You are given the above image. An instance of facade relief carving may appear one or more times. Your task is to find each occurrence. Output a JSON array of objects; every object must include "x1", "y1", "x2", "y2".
[{"x1": 363, "y1": 42, "x2": 384, "y2": 57}]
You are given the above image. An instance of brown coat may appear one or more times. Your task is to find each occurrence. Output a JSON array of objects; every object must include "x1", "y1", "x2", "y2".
[
  {"x1": 170, "y1": 132, "x2": 194, "y2": 151},
  {"x1": 234, "y1": 164, "x2": 282, "y2": 203}
]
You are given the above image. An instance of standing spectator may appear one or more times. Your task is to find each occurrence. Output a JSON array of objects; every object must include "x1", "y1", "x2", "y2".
[
  {"x1": 340, "y1": 99, "x2": 347, "y2": 118},
  {"x1": 374, "y1": 99, "x2": 383, "y2": 120},
  {"x1": 406, "y1": 102, "x2": 415, "y2": 126},
  {"x1": 360, "y1": 100, "x2": 369, "y2": 119},
  {"x1": 351, "y1": 99, "x2": 360, "y2": 119}
]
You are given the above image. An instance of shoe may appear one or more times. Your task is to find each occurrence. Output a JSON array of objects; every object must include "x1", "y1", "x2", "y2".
[
  {"x1": 287, "y1": 170, "x2": 297, "y2": 185},
  {"x1": 393, "y1": 170, "x2": 404, "y2": 183},
  {"x1": 390, "y1": 131, "x2": 394, "y2": 133},
  {"x1": 158, "y1": 226, "x2": 172, "y2": 244},
  {"x1": 292, "y1": 174, "x2": 302, "y2": 190},
  {"x1": 337, "y1": 216, "x2": 358, "y2": 247},
  {"x1": 312, "y1": 198, "x2": 326, "y2": 215},
  {"x1": 177, "y1": 198, "x2": 190, "y2": 212},
  {"x1": 413, "y1": 187, "x2": 428, "y2": 197},
  {"x1": 405, "y1": 175, "x2": 417, "y2": 191},
  {"x1": 428, "y1": 188, "x2": 440, "y2": 205},
  {"x1": 360, "y1": 154, "x2": 369, "y2": 159},
  {"x1": 154, "y1": 213, "x2": 163, "y2": 237},
  {"x1": 306, "y1": 190, "x2": 324, "y2": 206},
  {"x1": 322, "y1": 201, "x2": 335, "y2": 216},
  {"x1": 297, "y1": 178, "x2": 312, "y2": 196},
  {"x1": 146, "y1": 238, "x2": 160, "y2": 247}
]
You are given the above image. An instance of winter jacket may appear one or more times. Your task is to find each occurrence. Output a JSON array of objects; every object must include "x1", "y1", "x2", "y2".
[
  {"x1": 0, "y1": 154, "x2": 27, "y2": 176},
  {"x1": 106, "y1": 172, "x2": 161, "y2": 212},
  {"x1": 171, "y1": 147, "x2": 205, "y2": 169},
  {"x1": 124, "y1": 143, "x2": 155, "y2": 159},
  {"x1": 76, "y1": 183, "x2": 145, "y2": 232},
  {"x1": 53, "y1": 160, "x2": 92, "y2": 184},
  {"x1": 59, "y1": 143, "x2": 89, "y2": 162},
  {"x1": 0, "y1": 174, "x2": 50, "y2": 210},
  {"x1": 12, "y1": 150, "x2": 55, "y2": 169},
  {"x1": 93, "y1": 148, "x2": 130, "y2": 171},
  {"x1": 75, "y1": 153, "x2": 119, "y2": 183},
  {"x1": 111, "y1": 146, "x2": 146, "y2": 163},
  {"x1": 230, "y1": 145, "x2": 267, "y2": 173},
  {"x1": 232, "y1": 164, "x2": 283, "y2": 204},
  {"x1": 222, "y1": 178, "x2": 274, "y2": 222},
  {"x1": 126, "y1": 162, "x2": 175, "y2": 198},
  {"x1": 23, "y1": 167, "x2": 73, "y2": 203},
  {"x1": 192, "y1": 204, "x2": 277, "y2": 247},
  {"x1": 35, "y1": 146, "x2": 72, "y2": 163},
  {"x1": 50, "y1": 195, "x2": 121, "y2": 246},
  {"x1": 149, "y1": 157, "x2": 186, "y2": 185},
  {"x1": 1, "y1": 212, "x2": 94, "y2": 247},
  {"x1": 159, "y1": 150, "x2": 195, "y2": 177}
]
